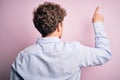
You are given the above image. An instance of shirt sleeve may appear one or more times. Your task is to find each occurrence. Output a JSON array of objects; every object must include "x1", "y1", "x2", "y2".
[
  {"x1": 10, "y1": 52, "x2": 24, "y2": 80},
  {"x1": 10, "y1": 66, "x2": 23, "y2": 80},
  {"x1": 78, "y1": 22, "x2": 112, "y2": 67}
]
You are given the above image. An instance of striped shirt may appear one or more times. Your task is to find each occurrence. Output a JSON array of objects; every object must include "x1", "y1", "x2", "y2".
[{"x1": 11, "y1": 22, "x2": 111, "y2": 80}]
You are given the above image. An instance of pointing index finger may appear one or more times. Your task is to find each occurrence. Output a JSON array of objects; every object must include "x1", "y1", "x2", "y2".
[{"x1": 94, "y1": 7, "x2": 99, "y2": 16}]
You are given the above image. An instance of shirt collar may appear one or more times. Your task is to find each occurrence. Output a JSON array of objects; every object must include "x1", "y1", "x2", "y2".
[{"x1": 36, "y1": 37, "x2": 60, "y2": 44}]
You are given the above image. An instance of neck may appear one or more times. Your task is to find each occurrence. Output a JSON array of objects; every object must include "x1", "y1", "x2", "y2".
[{"x1": 45, "y1": 32, "x2": 60, "y2": 38}]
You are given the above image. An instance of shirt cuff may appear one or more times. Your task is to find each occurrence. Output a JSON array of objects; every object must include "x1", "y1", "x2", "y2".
[{"x1": 93, "y1": 22, "x2": 107, "y2": 38}]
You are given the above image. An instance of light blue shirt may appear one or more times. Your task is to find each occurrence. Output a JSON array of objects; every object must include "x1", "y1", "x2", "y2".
[{"x1": 11, "y1": 22, "x2": 111, "y2": 80}]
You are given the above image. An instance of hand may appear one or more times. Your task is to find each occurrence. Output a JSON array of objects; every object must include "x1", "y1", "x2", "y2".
[{"x1": 92, "y1": 7, "x2": 104, "y2": 23}]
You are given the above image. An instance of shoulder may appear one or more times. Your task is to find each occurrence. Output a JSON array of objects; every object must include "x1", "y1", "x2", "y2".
[
  {"x1": 19, "y1": 44, "x2": 41, "y2": 56},
  {"x1": 14, "y1": 44, "x2": 40, "y2": 63},
  {"x1": 57, "y1": 41, "x2": 82, "y2": 50},
  {"x1": 63, "y1": 41, "x2": 81, "y2": 46},
  {"x1": 12, "y1": 44, "x2": 39, "y2": 68}
]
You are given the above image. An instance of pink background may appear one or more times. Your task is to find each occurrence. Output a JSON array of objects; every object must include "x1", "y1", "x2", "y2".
[{"x1": 0, "y1": 0, "x2": 120, "y2": 80}]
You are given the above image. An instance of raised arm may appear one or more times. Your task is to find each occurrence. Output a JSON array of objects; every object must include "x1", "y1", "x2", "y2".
[{"x1": 78, "y1": 7, "x2": 111, "y2": 67}]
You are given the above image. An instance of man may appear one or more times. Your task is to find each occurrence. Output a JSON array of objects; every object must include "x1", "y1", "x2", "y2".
[{"x1": 10, "y1": 2, "x2": 111, "y2": 80}]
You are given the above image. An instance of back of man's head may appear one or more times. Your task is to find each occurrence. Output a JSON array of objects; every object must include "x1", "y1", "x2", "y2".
[{"x1": 33, "y1": 2, "x2": 67, "y2": 37}]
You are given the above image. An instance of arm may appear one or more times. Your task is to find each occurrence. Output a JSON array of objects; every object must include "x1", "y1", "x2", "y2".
[
  {"x1": 93, "y1": 7, "x2": 111, "y2": 54},
  {"x1": 79, "y1": 7, "x2": 111, "y2": 67}
]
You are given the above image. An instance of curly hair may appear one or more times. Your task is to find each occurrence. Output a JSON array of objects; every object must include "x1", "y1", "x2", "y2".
[{"x1": 33, "y1": 2, "x2": 67, "y2": 37}]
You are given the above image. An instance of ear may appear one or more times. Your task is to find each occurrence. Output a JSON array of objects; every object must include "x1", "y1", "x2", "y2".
[{"x1": 56, "y1": 23, "x2": 62, "y2": 32}]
